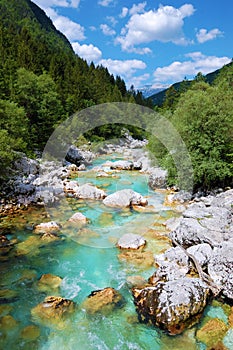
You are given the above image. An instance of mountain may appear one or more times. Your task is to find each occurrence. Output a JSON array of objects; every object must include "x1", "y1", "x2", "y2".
[
  {"x1": 137, "y1": 85, "x2": 167, "y2": 98},
  {"x1": 149, "y1": 61, "x2": 233, "y2": 107},
  {"x1": 0, "y1": 0, "x2": 150, "y2": 170}
]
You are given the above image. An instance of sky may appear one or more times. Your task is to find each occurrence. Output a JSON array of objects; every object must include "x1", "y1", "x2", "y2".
[{"x1": 33, "y1": 0, "x2": 232, "y2": 89}]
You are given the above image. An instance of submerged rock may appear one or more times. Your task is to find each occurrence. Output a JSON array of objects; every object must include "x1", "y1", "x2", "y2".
[
  {"x1": 117, "y1": 233, "x2": 146, "y2": 250},
  {"x1": 118, "y1": 250, "x2": 154, "y2": 268},
  {"x1": 68, "y1": 212, "x2": 88, "y2": 224},
  {"x1": 82, "y1": 287, "x2": 123, "y2": 314},
  {"x1": 37, "y1": 274, "x2": 62, "y2": 293},
  {"x1": 31, "y1": 296, "x2": 75, "y2": 325},
  {"x1": 196, "y1": 318, "x2": 228, "y2": 348},
  {"x1": 20, "y1": 325, "x2": 40, "y2": 340},
  {"x1": 132, "y1": 277, "x2": 210, "y2": 335},
  {"x1": 103, "y1": 189, "x2": 147, "y2": 208}
]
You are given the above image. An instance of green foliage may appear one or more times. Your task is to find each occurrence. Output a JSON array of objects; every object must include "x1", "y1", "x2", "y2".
[
  {"x1": 0, "y1": 99, "x2": 28, "y2": 171},
  {"x1": 149, "y1": 77, "x2": 233, "y2": 191}
]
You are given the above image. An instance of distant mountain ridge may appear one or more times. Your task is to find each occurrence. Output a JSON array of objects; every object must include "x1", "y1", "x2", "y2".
[
  {"x1": 137, "y1": 85, "x2": 167, "y2": 98},
  {"x1": 149, "y1": 61, "x2": 233, "y2": 107}
]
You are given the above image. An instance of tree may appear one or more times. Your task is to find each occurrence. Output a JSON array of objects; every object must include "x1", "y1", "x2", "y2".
[{"x1": 0, "y1": 99, "x2": 28, "y2": 173}]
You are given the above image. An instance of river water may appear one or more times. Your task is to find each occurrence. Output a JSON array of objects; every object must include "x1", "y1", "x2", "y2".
[{"x1": 0, "y1": 153, "x2": 230, "y2": 349}]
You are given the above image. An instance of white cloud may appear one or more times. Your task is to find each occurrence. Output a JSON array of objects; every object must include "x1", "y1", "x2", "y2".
[
  {"x1": 107, "y1": 16, "x2": 118, "y2": 26},
  {"x1": 129, "y1": 2, "x2": 147, "y2": 15},
  {"x1": 100, "y1": 24, "x2": 116, "y2": 36},
  {"x1": 153, "y1": 53, "x2": 231, "y2": 83},
  {"x1": 98, "y1": 59, "x2": 146, "y2": 78},
  {"x1": 116, "y1": 4, "x2": 195, "y2": 52},
  {"x1": 98, "y1": 0, "x2": 115, "y2": 7},
  {"x1": 196, "y1": 28, "x2": 223, "y2": 43},
  {"x1": 45, "y1": 8, "x2": 85, "y2": 41},
  {"x1": 33, "y1": 0, "x2": 80, "y2": 9},
  {"x1": 72, "y1": 42, "x2": 102, "y2": 62},
  {"x1": 130, "y1": 73, "x2": 150, "y2": 89},
  {"x1": 120, "y1": 7, "x2": 128, "y2": 18}
]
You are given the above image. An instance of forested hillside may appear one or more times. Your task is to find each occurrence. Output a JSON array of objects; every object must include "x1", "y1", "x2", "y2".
[
  {"x1": 149, "y1": 62, "x2": 233, "y2": 108},
  {"x1": 0, "y1": 0, "x2": 150, "y2": 174},
  {"x1": 148, "y1": 63, "x2": 233, "y2": 192}
]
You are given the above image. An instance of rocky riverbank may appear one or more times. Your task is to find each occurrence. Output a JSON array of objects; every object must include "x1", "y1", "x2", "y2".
[
  {"x1": 0, "y1": 134, "x2": 166, "y2": 216},
  {"x1": 132, "y1": 188, "x2": 233, "y2": 340}
]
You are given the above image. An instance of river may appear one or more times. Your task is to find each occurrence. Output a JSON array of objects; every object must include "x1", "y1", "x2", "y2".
[{"x1": 0, "y1": 152, "x2": 229, "y2": 349}]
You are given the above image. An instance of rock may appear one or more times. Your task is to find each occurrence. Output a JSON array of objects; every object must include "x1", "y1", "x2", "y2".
[
  {"x1": 82, "y1": 287, "x2": 124, "y2": 314},
  {"x1": 14, "y1": 156, "x2": 39, "y2": 176},
  {"x1": 65, "y1": 145, "x2": 94, "y2": 166},
  {"x1": 20, "y1": 325, "x2": 40, "y2": 340},
  {"x1": 118, "y1": 250, "x2": 154, "y2": 268},
  {"x1": 103, "y1": 189, "x2": 147, "y2": 208},
  {"x1": 34, "y1": 221, "x2": 61, "y2": 234},
  {"x1": 132, "y1": 277, "x2": 210, "y2": 335},
  {"x1": 97, "y1": 212, "x2": 114, "y2": 226},
  {"x1": 196, "y1": 318, "x2": 228, "y2": 348},
  {"x1": 223, "y1": 329, "x2": 233, "y2": 349},
  {"x1": 117, "y1": 233, "x2": 146, "y2": 250},
  {"x1": 109, "y1": 160, "x2": 134, "y2": 170},
  {"x1": 148, "y1": 168, "x2": 167, "y2": 189},
  {"x1": 170, "y1": 191, "x2": 192, "y2": 203},
  {"x1": 74, "y1": 184, "x2": 106, "y2": 200},
  {"x1": 164, "y1": 217, "x2": 182, "y2": 231},
  {"x1": 187, "y1": 243, "x2": 213, "y2": 267},
  {"x1": 63, "y1": 180, "x2": 79, "y2": 195},
  {"x1": 126, "y1": 275, "x2": 147, "y2": 288},
  {"x1": 37, "y1": 274, "x2": 62, "y2": 293},
  {"x1": 31, "y1": 296, "x2": 75, "y2": 323},
  {"x1": 108, "y1": 160, "x2": 142, "y2": 171},
  {"x1": 0, "y1": 289, "x2": 18, "y2": 303},
  {"x1": 208, "y1": 242, "x2": 233, "y2": 299},
  {"x1": 68, "y1": 212, "x2": 88, "y2": 224},
  {"x1": 0, "y1": 315, "x2": 18, "y2": 330}
]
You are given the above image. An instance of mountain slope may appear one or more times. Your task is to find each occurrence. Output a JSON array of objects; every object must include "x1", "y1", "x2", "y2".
[{"x1": 149, "y1": 61, "x2": 233, "y2": 107}]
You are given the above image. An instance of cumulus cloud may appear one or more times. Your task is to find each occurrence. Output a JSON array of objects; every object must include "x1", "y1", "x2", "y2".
[
  {"x1": 116, "y1": 4, "x2": 195, "y2": 52},
  {"x1": 72, "y1": 42, "x2": 102, "y2": 62},
  {"x1": 98, "y1": 0, "x2": 115, "y2": 7},
  {"x1": 120, "y1": 7, "x2": 128, "y2": 18},
  {"x1": 196, "y1": 28, "x2": 223, "y2": 43},
  {"x1": 46, "y1": 8, "x2": 85, "y2": 41},
  {"x1": 153, "y1": 53, "x2": 231, "y2": 83},
  {"x1": 100, "y1": 24, "x2": 116, "y2": 36},
  {"x1": 129, "y1": 2, "x2": 147, "y2": 15},
  {"x1": 33, "y1": 0, "x2": 80, "y2": 9},
  {"x1": 107, "y1": 16, "x2": 118, "y2": 26},
  {"x1": 98, "y1": 59, "x2": 146, "y2": 78}
]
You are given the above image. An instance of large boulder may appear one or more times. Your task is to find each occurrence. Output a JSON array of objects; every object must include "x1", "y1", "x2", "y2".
[
  {"x1": 170, "y1": 204, "x2": 232, "y2": 248},
  {"x1": 33, "y1": 221, "x2": 61, "y2": 234},
  {"x1": 148, "y1": 168, "x2": 167, "y2": 189},
  {"x1": 103, "y1": 189, "x2": 147, "y2": 208},
  {"x1": 65, "y1": 145, "x2": 94, "y2": 166},
  {"x1": 208, "y1": 242, "x2": 233, "y2": 299},
  {"x1": 74, "y1": 184, "x2": 106, "y2": 200},
  {"x1": 132, "y1": 277, "x2": 210, "y2": 335}
]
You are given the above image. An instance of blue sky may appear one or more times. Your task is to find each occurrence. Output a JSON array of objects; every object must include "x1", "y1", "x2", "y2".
[{"x1": 33, "y1": 0, "x2": 232, "y2": 89}]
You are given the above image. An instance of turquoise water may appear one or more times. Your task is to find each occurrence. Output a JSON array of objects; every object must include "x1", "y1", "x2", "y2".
[{"x1": 0, "y1": 154, "x2": 230, "y2": 349}]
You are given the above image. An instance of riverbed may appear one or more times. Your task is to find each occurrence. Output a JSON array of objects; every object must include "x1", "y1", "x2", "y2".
[{"x1": 0, "y1": 153, "x2": 230, "y2": 349}]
